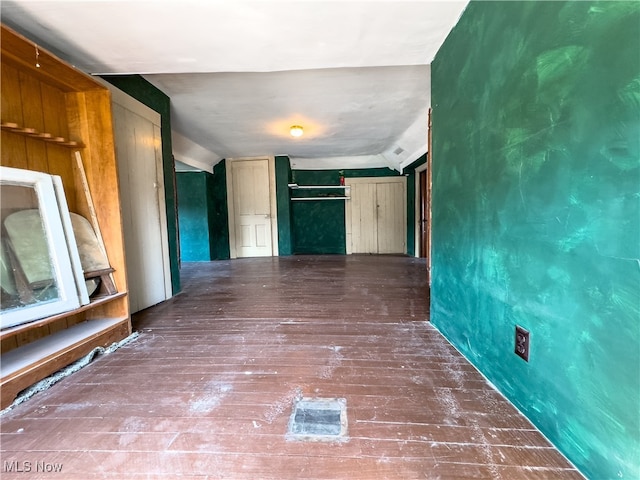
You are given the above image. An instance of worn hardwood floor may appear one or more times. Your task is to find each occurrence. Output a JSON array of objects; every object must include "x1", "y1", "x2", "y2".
[{"x1": 0, "y1": 256, "x2": 583, "y2": 479}]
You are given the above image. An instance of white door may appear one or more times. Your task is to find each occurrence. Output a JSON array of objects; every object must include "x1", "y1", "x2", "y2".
[
  {"x1": 109, "y1": 87, "x2": 172, "y2": 313},
  {"x1": 226, "y1": 158, "x2": 277, "y2": 258},
  {"x1": 346, "y1": 177, "x2": 406, "y2": 254}
]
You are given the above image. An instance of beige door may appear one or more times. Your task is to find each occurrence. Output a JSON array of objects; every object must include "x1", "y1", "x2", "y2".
[
  {"x1": 349, "y1": 182, "x2": 378, "y2": 254},
  {"x1": 108, "y1": 86, "x2": 172, "y2": 313},
  {"x1": 376, "y1": 181, "x2": 406, "y2": 253},
  {"x1": 226, "y1": 158, "x2": 277, "y2": 258},
  {"x1": 346, "y1": 177, "x2": 406, "y2": 254}
]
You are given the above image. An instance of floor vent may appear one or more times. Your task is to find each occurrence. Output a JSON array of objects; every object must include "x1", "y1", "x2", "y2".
[{"x1": 287, "y1": 398, "x2": 347, "y2": 441}]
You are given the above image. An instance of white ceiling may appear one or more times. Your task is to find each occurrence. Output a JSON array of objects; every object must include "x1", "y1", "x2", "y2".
[{"x1": 1, "y1": 1, "x2": 468, "y2": 172}]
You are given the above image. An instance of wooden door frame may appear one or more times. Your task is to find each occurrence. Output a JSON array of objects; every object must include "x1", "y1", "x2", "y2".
[
  {"x1": 225, "y1": 156, "x2": 279, "y2": 259},
  {"x1": 344, "y1": 176, "x2": 407, "y2": 255},
  {"x1": 414, "y1": 162, "x2": 428, "y2": 258},
  {"x1": 413, "y1": 107, "x2": 433, "y2": 287}
]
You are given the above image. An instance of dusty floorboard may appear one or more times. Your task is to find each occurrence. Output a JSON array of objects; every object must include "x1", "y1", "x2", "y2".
[{"x1": 0, "y1": 256, "x2": 583, "y2": 479}]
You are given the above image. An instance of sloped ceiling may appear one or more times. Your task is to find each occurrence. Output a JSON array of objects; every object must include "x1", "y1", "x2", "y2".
[{"x1": 1, "y1": 1, "x2": 468, "y2": 172}]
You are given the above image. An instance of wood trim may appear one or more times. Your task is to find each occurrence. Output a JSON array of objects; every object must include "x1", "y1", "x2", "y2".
[
  {"x1": 413, "y1": 162, "x2": 428, "y2": 258},
  {"x1": 1, "y1": 25, "x2": 100, "y2": 93}
]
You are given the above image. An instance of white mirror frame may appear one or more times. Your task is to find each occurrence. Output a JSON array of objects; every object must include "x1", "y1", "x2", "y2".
[
  {"x1": 52, "y1": 176, "x2": 90, "y2": 307},
  {"x1": 0, "y1": 166, "x2": 87, "y2": 329}
]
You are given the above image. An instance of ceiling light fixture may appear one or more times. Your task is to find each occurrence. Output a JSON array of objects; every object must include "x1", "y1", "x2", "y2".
[{"x1": 290, "y1": 125, "x2": 304, "y2": 137}]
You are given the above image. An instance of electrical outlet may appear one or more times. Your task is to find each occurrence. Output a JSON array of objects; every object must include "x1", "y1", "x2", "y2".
[{"x1": 515, "y1": 326, "x2": 530, "y2": 362}]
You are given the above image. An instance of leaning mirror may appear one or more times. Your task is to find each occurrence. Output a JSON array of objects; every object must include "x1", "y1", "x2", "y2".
[{"x1": 0, "y1": 166, "x2": 87, "y2": 329}]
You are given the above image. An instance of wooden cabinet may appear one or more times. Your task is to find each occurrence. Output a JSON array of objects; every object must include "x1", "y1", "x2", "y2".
[{"x1": 0, "y1": 25, "x2": 131, "y2": 409}]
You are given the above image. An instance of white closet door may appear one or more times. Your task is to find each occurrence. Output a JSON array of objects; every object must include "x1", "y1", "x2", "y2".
[
  {"x1": 110, "y1": 90, "x2": 171, "y2": 313},
  {"x1": 346, "y1": 177, "x2": 406, "y2": 255},
  {"x1": 229, "y1": 158, "x2": 273, "y2": 258}
]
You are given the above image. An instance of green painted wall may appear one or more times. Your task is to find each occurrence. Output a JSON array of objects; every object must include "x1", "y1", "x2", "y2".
[
  {"x1": 275, "y1": 156, "x2": 293, "y2": 255},
  {"x1": 176, "y1": 172, "x2": 210, "y2": 261},
  {"x1": 406, "y1": 173, "x2": 416, "y2": 256},
  {"x1": 176, "y1": 164, "x2": 230, "y2": 261},
  {"x1": 101, "y1": 75, "x2": 181, "y2": 294},
  {"x1": 342, "y1": 167, "x2": 400, "y2": 179},
  {"x1": 209, "y1": 161, "x2": 230, "y2": 260},
  {"x1": 430, "y1": 2, "x2": 639, "y2": 479},
  {"x1": 290, "y1": 170, "x2": 346, "y2": 254},
  {"x1": 289, "y1": 167, "x2": 403, "y2": 255}
]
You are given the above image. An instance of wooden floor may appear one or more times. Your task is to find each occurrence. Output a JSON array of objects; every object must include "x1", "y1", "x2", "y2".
[{"x1": 0, "y1": 256, "x2": 583, "y2": 479}]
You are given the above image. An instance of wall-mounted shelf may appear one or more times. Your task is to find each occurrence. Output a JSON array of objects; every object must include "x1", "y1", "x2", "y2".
[
  {"x1": 288, "y1": 183, "x2": 350, "y2": 201},
  {"x1": 288, "y1": 183, "x2": 350, "y2": 190},
  {"x1": 291, "y1": 196, "x2": 350, "y2": 201},
  {"x1": 1, "y1": 122, "x2": 83, "y2": 148},
  {"x1": 0, "y1": 292, "x2": 127, "y2": 341}
]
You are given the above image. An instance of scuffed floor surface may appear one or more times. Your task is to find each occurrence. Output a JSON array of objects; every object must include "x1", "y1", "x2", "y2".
[{"x1": 0, "y1": 256, "x2": 584, "y2": 479}]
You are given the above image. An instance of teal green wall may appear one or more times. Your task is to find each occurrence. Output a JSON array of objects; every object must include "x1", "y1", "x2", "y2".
[
  {"x1": 430, "y1": 2, "x2": 639, "y2": 479},
  {"x1": 275, "y1": 156, "x2": 293, "y2": 255},
  {"x1": 101, "y1": 75, "x2": 181, "y2": 294},
  {"x1": 176, "y1": 164, "x2": 230, "y2": 261},
  {"x1": 209, "y1": 161, "x2": 230, "y2": 260},
  {"x1": 290, "y1": 170, "x2": 346, "y2": 254},
  {"x1": 176, "y1": 172, "x2": 210, "y2": 261},
  {"x1": 406, "y1": 175, "x2": 415, "y2": 256},
  {"x1": 344, "y1": 168, "x2": 400, "y2": 179}
]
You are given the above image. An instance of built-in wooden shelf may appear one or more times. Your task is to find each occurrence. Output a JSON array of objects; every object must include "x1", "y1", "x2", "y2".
[
  {"x1": 0, "y1": 317, "x2": 128, "y2": 380},
  {"x1": 1, "y1": 122, "x2": 84, "y2": 148},
  {"x1": 0, "y1": 292, "x2": 127, "y2": 341},
  {"x1": 1, "y1": 24, "x2": 131, "y2": 410},
  {"x1": 0, "y1": 317, "x2": 130, "y2": 409}
]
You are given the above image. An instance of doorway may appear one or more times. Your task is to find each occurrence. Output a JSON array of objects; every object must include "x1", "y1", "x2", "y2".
[
  {"x1": 419, "y1": 169, "x2": 429, "y2": 258},
  {"x1": 226, "y1": 157, "x2": 278, "y2": 258}
]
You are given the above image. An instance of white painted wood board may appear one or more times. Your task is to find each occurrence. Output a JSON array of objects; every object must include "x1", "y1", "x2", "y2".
[{"x1": 0, "y1": 318, "x2": 123, "y2": 378}]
